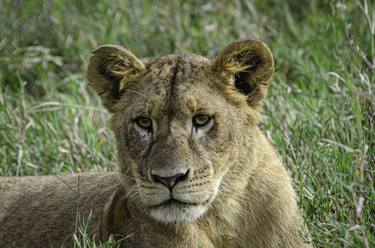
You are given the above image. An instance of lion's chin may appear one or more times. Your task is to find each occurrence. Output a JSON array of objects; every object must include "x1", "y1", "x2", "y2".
[{"x1": 149, "y1": 203, "x2": 207, "y2": 223}]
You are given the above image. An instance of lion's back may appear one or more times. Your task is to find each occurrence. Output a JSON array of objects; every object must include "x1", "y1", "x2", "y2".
[{"x1": 0, "y1": 172, "x2": 121, "y2": 248}]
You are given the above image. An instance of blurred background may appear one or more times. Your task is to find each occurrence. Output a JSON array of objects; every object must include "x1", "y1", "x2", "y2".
[{"x1": 0, "y1": 0, "x2": 374, "y2": 247}]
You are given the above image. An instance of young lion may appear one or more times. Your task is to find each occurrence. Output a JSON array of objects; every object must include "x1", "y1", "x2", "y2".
[
  {"x1": 0, "y1": 40, "x2": 311, "y2": 248},
  {"x1": 87, "y1": 39, "x2": 312, "y2": 247}
]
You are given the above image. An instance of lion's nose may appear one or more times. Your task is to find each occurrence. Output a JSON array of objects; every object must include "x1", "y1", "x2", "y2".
[{"x1": 151, "y1": 170, "x2": 189, "y2": 189}]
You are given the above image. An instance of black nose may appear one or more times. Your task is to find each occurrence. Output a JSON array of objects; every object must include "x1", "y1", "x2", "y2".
[{"x1": 151, "y1": 170, "x2": 189, "y2": 189}]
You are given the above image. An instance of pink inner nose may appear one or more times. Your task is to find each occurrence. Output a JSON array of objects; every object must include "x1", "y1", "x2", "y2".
[{"x1": 151, "y1": 170, "x2": 189, "y2": 189}]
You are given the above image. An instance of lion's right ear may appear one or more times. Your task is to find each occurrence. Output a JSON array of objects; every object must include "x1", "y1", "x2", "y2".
[
  {"x1": 87, "y1": 45, "x2": 145, "y2": 113},
  {"x1": 212, "y1": 39, "x2": 274, "y2": 110}
]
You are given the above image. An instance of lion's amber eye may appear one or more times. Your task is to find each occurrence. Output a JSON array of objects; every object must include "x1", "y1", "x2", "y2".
[
  {"x1": 192, "y1": 114, "x2": 212, "y2": 128},
  {"x1": 135, "y1": 117, "x2": 152, "y2": 130}
]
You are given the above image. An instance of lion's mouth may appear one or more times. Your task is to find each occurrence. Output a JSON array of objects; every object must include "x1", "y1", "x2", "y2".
[
  {"x1": 147, "y1": 195, "x2": 213, "y2": 222},
  {"x1": 150, "y1": 198, "x2": 208, "y2": 209}
]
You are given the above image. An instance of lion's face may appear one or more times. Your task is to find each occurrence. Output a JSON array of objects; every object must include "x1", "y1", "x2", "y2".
[
  {"x1": 87, "y1": 40, "x2": 274, "y2": 223},
  {"x1": 112, "y1": 55, "x2": 239, "y2": 222}
]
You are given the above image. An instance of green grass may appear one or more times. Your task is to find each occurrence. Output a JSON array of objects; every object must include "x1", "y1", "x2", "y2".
[{"x1": 0, "y1": 0, "x2": 374, "y2": 247}]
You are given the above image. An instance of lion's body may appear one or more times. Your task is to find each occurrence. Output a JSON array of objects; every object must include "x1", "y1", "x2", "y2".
[
  {"x1": 102, "y1": 130, "x2": 309, "y2": 248},
  {"x1": 0, "y1": 172, "x2": 121, "y2": 248}
]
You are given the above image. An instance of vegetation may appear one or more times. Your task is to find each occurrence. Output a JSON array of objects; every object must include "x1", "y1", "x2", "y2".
[{"x1": 0, "y1": 0, "x2": 373, "y2": 247}]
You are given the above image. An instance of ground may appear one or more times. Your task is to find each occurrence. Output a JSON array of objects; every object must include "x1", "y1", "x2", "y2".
[{"x1": 0, "y1": 1, "x2": 373, "y2": 247}]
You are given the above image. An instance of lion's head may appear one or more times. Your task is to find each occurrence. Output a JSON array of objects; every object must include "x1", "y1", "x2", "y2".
[{"x1": 87, "y1": 40, "x2": 274, "y2": 223}]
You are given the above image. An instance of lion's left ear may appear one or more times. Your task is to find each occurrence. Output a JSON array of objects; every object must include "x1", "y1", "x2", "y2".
[
  {"x1": 212, "y1": 39, "x2": 274, "y2": 109},
  {"x1": 87, "y1": 45, "x2": 145, "y2": 113}
]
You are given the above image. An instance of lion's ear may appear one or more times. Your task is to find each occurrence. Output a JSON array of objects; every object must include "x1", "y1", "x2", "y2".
[
  {"x1": 213, "y1": 39, "x2": 274, "y2": 109},
  {"x1": 87, "y1": 45, "x2": 145, "y2": 113}
]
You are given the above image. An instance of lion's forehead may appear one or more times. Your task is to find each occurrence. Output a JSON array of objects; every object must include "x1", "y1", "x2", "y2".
[
  {"x1": 145, "y1": 53, "x2": 211, "y2": 88},
  {"x1": 128, "y1": 54, "x2": 219, "y2": 116}
]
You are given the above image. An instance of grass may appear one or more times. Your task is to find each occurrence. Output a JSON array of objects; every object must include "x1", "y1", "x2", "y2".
[
  {"x1": 60, "y1": 212, "x2": 123, "y2": 248},
  {"x1": 0, "y1": 0, "x2": 374, "y2": 247}
]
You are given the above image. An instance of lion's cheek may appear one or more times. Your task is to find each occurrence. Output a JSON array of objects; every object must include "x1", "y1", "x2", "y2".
[{"x1": 125, "y1": 130, "x2": 149, "y2": 161}]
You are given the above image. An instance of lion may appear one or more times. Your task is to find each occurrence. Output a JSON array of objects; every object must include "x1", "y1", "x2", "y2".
[
  {"x1": 87, "y1": 39, "x2": 313, "y2": 247},
  {"x1": 0, "y1": 39, "x2": 312, "y2": 248}
]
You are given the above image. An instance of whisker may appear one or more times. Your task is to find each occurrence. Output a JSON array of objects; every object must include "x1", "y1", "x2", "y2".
[{"x1": 119, "y1": 173, "x2": 139, "y2": 181}]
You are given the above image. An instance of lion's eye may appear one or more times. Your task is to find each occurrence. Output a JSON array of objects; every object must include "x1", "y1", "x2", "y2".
[
  {"x1": 135, "y1": 117, "x2": 152, "y2": 130},
  {"x1": 192, "y1": 114, "x2": 212, "y2": 128}
]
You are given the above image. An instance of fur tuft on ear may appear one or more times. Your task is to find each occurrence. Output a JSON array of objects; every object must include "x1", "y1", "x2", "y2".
[
  {"x1": 213, "y1": 39, "x2": 274, "y2": 109},
  {"x1": 87, "y1": 45, "x2": 145, "y2": 112}
]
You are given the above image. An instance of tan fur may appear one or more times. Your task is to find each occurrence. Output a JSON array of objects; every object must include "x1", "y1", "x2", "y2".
[
  {"x1": 87, "y1": 39, "x2": 313, "y2": 247},
  {"x1": 0, "y1": 172, "x2": 122, "y2": 247}
]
